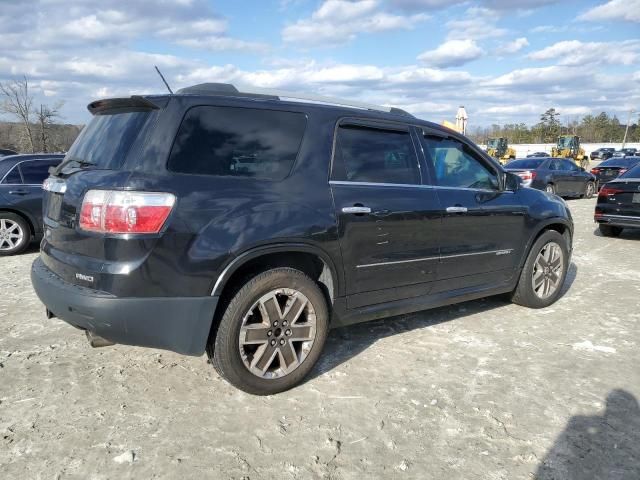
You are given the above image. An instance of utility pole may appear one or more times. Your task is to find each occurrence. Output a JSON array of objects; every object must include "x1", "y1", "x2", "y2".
[{"x1": 622, "y1": 109, "x2": 635, "y2": 148}]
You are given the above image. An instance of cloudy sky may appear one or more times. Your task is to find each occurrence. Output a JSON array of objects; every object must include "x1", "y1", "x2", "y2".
[{"x1": 0, "y1": 0, "x2": 638, "y2": 128}]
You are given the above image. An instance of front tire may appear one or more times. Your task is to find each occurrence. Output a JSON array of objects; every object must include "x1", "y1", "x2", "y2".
[
  {"x1": 0, "y1": 213, "x2": 31, "y2": 256},
  {"x1": 511, "y1": 230, "x2": 569, "y2": 308},
  {"x1": 599, "y1": 224, "x2": 623, "y2": 237},
  {"x1": 208, "y1": 268, "x2": 329, "y2": 395}
]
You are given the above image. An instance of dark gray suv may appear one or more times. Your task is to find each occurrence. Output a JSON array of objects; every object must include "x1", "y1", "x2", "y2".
[{"x1": 32, "y1": 84, "x2": 573, "y2": 394}]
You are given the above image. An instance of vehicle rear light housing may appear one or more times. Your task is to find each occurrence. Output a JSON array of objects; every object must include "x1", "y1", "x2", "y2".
[
  {"x1": 515, "y1": 170, "x2": 536, "y2": 185},
  {"x1": 597, "y1": 186, "x2": 623, "y2": 199},
  {"x1": 79, "y1": 190, "x2": 176, "y2": 234},
  {"x1": 590, "y1": 168, "x2": 600, "y2": 175},
  {"x1": 619, "y1": 169, "x2": 627, "y2": 175}
]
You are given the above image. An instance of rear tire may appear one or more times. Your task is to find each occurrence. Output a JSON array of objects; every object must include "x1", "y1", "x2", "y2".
[
  {"x1": 599, "y1": 224, "x2": 623, "y2": 237},
  {"x1": 0, "y1": 212, "x2": 31, "y2": 256},
  {"x1": 208, "y1": 267, "x2": 329, "y2": 395},
  {"x1": 545, "y1": 183, "x2": 556, "y2": 194},
  {"x1": 511, "y1": 230, "x2": 569, "y2": 309},
  {"x1": 583, "y1": 181, "x2": 595, "y2": 199}
]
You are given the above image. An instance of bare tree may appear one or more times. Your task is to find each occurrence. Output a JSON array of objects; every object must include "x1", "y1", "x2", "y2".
[
  {"x1": 0, "y1": 76, "x2": 36, "y2": 153},
  {"x1": 36, "y1": 103, "x2": 63, "y2": 152}
]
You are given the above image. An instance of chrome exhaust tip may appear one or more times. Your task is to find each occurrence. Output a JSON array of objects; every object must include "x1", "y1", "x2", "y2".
[{"x1": 85, "y1": 330, "x2": 115, "y2": 348}]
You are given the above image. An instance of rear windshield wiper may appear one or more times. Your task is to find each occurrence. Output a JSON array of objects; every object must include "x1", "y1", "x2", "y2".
[{"x1": 51, "y1": 158, "x2": 95, "y2": 176}]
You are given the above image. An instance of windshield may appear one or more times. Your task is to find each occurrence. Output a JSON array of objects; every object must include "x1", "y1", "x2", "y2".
[
  {"x1": 557, "y1": 137, "x2": 574, "y2": 148},
  {"x1": 62, "y1": 111, "x2": 152, "y2": 172},
  {"x1": 487, "y1": 139, "x2": 498, "y2": 148},
  {"x1": 505, "y1": 159, "x2": 545, "y2": 169}
]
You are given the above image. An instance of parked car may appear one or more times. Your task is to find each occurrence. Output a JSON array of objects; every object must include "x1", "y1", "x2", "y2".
[
  {"x1": 612, "y1": 150, "x2": 630, "y2": 158},
  {"x1": 526, "y1": 152, "x2": 549, "y2": 158},
  {"x1": 0, "y1": 154, "x2": 64, "y2": 255},
  {"x1": 31, "y1": 84, "x2": 574, "y2": 394},
  {"x1": 504, "y1": 157, "x2": 597, "y2": 198},
  {"x1": 591, "y1": 157, "x2": 640, "y2": 189},
  {"x1": 590, "y1": 148, "x2": 615, "y2": 161},
  {"x1": 595, "y1": 163, "x2": 640, "y2": 236},
  {"x1": 622, "y1": 148, "x2": 638, "y2": 156},
  {"x1": 0, "y1": 148, "x2": 18, "y2": 158}
]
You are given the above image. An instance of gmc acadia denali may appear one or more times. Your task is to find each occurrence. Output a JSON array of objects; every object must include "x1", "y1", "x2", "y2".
[{"x1": 31, "y1": 84, "x2": 573, "y2": 394}]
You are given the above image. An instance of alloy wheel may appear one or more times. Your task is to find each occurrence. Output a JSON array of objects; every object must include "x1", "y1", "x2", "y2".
[
  {"x1": 532, "y1": 242, "x2": 564, "y2": 299},
  {"x1": 585, "y1": 182, "x2": 595, "y2": 198},
  {"x1": 0, "y1": 219, "x2": 24, "y2": 251},
  {"x1": 239, "y1": 288, "x2": 317, "y2": 379}
]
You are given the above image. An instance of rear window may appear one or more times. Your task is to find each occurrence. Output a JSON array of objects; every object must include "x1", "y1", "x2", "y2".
[
  {"x1": 505, "y1": 159, "x2": 545, "y2": 169},
  {"x1": 64, "y1": 111, "x2": 151, "y2": 170},
  {"x1": 168, "y1": 106, "x2": 306, "y2": 180},
  {"x1": 621, "y1": 164, "x2": 640, "y2": 178}
]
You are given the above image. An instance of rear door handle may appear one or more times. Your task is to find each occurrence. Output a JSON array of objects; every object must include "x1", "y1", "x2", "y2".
[
  {"x1": 9, "y1": 190, "x2": 29, "y2": 196},
  {"x1": 446, "y1": 206, "x2": 468, "y2": 213},
  {"x1": 342, "y1": 206, "x2": 372, "y2": 214}
]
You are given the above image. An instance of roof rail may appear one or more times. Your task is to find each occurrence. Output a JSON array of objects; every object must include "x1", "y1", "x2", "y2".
[{"x1": 175, "y1": 83, "x2": 414, "y2": 117}]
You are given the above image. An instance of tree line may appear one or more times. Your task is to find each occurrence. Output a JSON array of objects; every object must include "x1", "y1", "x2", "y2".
[
  {"x1": 0, "y1": 77, "x2": 79, "y2": 153},
  {"x1": 470, "y1": 108, "x2": 640, "y2": 145}
]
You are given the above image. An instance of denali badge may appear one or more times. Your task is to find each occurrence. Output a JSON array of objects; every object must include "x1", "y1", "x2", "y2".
[{"x1": 75, "y1": 273, "x2": 94, "y2": 283}]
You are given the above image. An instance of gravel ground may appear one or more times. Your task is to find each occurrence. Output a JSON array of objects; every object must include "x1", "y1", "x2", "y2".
[{"x1": 1, "y1": 197, "x2": 639, "y2": 479}]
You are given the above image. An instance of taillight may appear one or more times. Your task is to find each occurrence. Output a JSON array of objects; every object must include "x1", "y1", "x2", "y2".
[
  {"x1": 619, "y1": 169, "x2": 627, "y2": 176},
  {"x1": 591, "y1": 168, "x2": 600, "y2": 175},
  {"x1": 79, "y1": 190, "x2": 176, "y2": 234},
  {"x1": 598, "y1": 186, "x2": 623, "y2": 199},
  {"x1": 516, "y1": 170, "x2": 536, "y2": 182}
]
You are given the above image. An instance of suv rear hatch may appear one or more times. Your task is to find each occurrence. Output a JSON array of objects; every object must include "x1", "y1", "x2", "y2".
[{"x1": 42, "y1": 97, "x2": 164, "y2": 294}]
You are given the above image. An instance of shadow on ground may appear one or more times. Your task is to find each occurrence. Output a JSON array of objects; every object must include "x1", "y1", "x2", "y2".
[
  {"x1": 536, "y1": 389, "x2": 640, "y2": 479},
  {"x1": 593, "y1": 227, "x2": 640, "y2": 240},
  {"x1": 309, "y1": 262, "x2": 577, "y2": 380}
]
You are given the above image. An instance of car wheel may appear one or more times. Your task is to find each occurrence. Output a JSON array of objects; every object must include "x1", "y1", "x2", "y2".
[
  {"x1": 511, "y1": 230, "x2": 569, "y2": 309},
  {"x1": 208, "y1": 267, "x2": 329, "y2": 395},
  {"x1": 599, "y1": 224, "x2": 623, "y2": 237},
  {"x1": 0, "y1": 213, "x2": 31, "y2": 256},
  {"x1": 545, "y1": 183, "x2": 555, "y2": 194},
  {"x1": 583, "y1": 181, "x2": 595, "y2": 199}
]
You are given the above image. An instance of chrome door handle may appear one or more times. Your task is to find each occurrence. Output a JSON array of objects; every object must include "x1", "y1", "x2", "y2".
[
  {"x1": 446, "y1": 206, "x2": 468, "y2": 213},
  {"x1": 342, "y1": 206, "x2": 372, "y2": 214}
]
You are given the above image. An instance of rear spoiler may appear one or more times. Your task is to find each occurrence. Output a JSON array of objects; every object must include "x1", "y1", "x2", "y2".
[{"x1": 87, "y1": 96, "x2": 160, "y2": 115}]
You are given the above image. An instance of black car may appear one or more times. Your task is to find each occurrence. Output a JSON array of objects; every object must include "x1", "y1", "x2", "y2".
[
  {"x1": 526, "y1": 152, "x2": 550, "y2": 158},
  {"x1": 0, "y1": 148, "x2": 18, "y2": 157},
  {"x1": 31, "y1": 84, "x2": 574, "y2": 394},
  {"x1": 590, "y1": 147, "x2": 615, "y2": 161},
  {"x1": 595, "y1": 163, "x2": 640, "y2": 236},
  {"x1": 504, "y1": 157, "x2": 597, "y2": 198},
  {"x1": 0, "y1": 154, "x2": 64, "y2": 255},
  {"x1": 591, "y1": 156, "x2": 640, "y2": 188}
]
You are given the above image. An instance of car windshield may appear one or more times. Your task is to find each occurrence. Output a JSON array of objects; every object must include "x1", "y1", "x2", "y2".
[
  {"x1": 487, "y1": 139, "x2": 498, "y2": 148},
  {"x1": 505, "y1": 159, "x2": 545, "y2": 169},
  {"x1": 620, "y1": 164, "x2": 640, "y2": 178}
]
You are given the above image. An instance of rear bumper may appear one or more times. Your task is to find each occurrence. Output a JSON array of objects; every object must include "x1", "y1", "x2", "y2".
[
  {"x1": 595, "y1": 214, "x2": 640, "y2": 229},
  {"x1": 31, "y1": 257, "x2": 218, "y2": 356}
]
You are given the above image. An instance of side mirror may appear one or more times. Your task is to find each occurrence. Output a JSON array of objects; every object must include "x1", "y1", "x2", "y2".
[{"x1": 503, "y1": 172, "x2": 521, "y2": 191}]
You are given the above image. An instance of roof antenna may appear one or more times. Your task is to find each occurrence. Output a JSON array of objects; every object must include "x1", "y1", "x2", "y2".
[{"x1": 154, "y1": 66, "x2": 173, "y2": 94}]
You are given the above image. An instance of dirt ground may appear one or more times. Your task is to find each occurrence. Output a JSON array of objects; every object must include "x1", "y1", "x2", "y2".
[{"x1": 1, "y1": 197, "x2": 639, "y2": 479}]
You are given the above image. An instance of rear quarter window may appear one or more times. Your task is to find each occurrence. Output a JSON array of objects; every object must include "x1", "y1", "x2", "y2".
[
  {"x1": 2, "y1": 165, "x2": 22, "y2": 184},
  {"x1": 168, "y1": 106, "x2": 307, "y2": 180}
]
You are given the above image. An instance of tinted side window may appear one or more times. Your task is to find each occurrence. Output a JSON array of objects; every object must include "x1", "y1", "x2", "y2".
[
  {"x1": 423, "y1": 136, "x2": 498, "y2": 190},
  {"x1": 168, "y1": 106, "x2": 306, "y2": 180},
  {"x1": 20, "y1": 160, "x2": 60, "y2": 184},
  {"x1": 2, "y1": 165, "x2": 22, "y2": 184},
  {"x1": 549, "y1": 160, "x2": 562, "y2": 171},
  {"x1": 334, "y1": 125, "x2": 420, "y2": 184}
]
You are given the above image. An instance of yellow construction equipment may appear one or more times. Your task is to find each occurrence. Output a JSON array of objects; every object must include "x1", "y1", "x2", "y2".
[
  {"x1": 551, "y1": 135, "x2": 589, "y2": 169},
  {"x1": 485, "y1": 137, "x2": 516, "y2": 164}
]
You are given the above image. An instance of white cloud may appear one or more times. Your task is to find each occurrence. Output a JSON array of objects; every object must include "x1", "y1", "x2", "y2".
[
  {"x1": 417, "y1": 39, "x2": 485, "y2": 68},
  {"x1": 528, "y1": 40, "x2": 640, "y2": 66},
  {"x1": 579, "y1": 0, "x2": 640, "y2": 23},
  {"x1": 445, "y1": 7, "x2": 508, "y2": 40},
  {"x1": 282, "y1": 0, "x2": 429, "y2": 46},
  {"x1": 496, "y1": 37, "x2": 529, "y2": 54}
]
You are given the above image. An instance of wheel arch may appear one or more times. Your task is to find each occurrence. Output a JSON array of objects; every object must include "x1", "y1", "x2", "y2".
[
  {"x1": 520, "y1": 219, "x2": 572, "y2": 269},
  {"x1": 0, "y1": 208, "x2": 36, "y2": 236}
]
